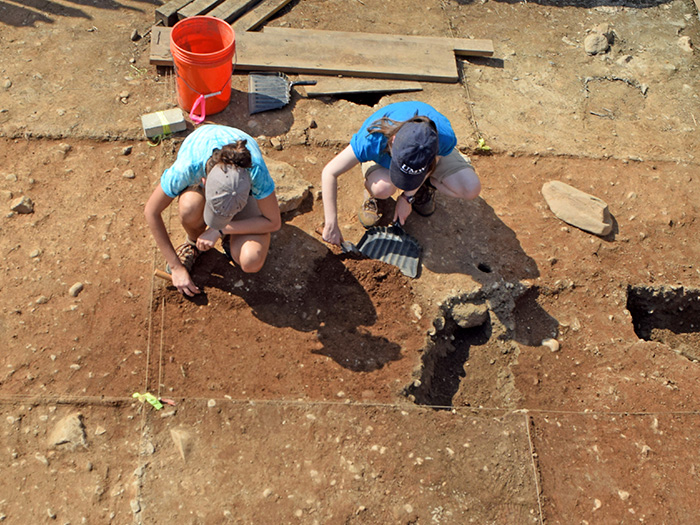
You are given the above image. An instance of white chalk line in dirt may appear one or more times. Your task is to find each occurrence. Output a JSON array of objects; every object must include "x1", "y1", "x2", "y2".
[
  {"x1": 1, "y1": 393, "x2": 699, "y2": 418},
  {"x1": 524, "y1": 413, "x2": 545, "y2": 525}
]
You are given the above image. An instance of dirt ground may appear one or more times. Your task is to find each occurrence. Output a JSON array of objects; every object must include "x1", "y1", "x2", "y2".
[{"x1": 1, "y1": 0, "x2": 700, "y2": 524}]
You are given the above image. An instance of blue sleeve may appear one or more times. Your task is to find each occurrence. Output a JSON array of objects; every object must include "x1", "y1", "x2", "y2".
[
  {"x1": 249, "y1": 156, "x2": 275, "y2": 200},
  {"x1": 350, "y1": 101, "x2": 456, "y2": 166},
  {"x1": 159, "y1": 125, "x2": 275, "y2": 199}
]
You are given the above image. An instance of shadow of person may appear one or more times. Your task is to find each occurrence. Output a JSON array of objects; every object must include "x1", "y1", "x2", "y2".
[
  {"x1": 409, "y1": 195, "x2": 540, "y2": 284},
  {"x1": 399, "y1": 194, "x2": 559, "y2": 345},
  {"x1": 189, "y1": 224, "x2": 404, "y2": 372}
]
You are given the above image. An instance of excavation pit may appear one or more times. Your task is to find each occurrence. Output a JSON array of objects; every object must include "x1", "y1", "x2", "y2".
[{"x1": 627, "y1": 285, "x2": 700, "y2": 362}]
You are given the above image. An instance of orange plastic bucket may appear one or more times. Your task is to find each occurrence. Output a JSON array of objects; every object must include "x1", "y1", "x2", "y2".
[{"x1": 170, "y1": 16, "x2": 235, "y2": 123}]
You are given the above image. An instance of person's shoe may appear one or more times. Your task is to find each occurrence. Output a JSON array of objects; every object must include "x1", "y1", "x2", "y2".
[
  {"x1": 358, "y1": 196, "x2": 381, "y2": 228},
  {"x1": 412, "y1": 181, "x2": 436, "y2": 217},
  {"x1": 166, "y1": 241, "x2": 200, "y2": 274}
]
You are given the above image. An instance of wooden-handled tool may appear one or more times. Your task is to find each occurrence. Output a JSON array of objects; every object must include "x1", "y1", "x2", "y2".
[{"x1": 154, "y1": 269, "x2": 172, "y2": 281}]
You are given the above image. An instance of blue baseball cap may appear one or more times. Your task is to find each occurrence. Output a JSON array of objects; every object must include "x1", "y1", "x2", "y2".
[{"x1": 389, "y1": 120, "x2": 439, "y2": 191}]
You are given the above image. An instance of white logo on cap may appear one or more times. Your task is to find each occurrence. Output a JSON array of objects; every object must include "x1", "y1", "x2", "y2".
[{"x1": 400, "y1": 163, "x2": 427, "y2": 175}]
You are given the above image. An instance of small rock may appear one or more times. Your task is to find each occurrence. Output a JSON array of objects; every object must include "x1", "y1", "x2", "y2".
[
  {"x1": 170, "y1": 428, "x2": 193, "y2": 461},
  {"x1": 0, "y1": 190, "x2": 12, "y2": 200},
  {"x1": 411, "y1": 303, "x2": 422, "y2": 320},
  {"x1": 119, "y1": 91, "x2": 130, "y2": 99},
  {"x1": 10, "y1": 196, "x2": 34, "y2": 214},
  {"x1": 36, "y1": 295, "x2": 49, "y2": 305},
  {"x1": 678, "y1": 36, "x2": 693, "y2": 53},
  {"x1": 130, "y1": 29, "x2": 140, "y2": 42},
  {"x1": 542, "y1": 338, "x2": 560, "y2": 352},
  {"x1": 593, "y1": 498, "x2": 602, "y2": 510},
  {"x1": 270, "y1": 137, "x2": 283, "y2": 150},
  {"x1": 48, "y1": 413, "x2": 87, "y2": 449},
  {"x1": 69, "y1": 282, "x2": 84, "y2": 297},
  {"x1": 2, "y1": 79, "x2": 11, "y2": 89},
  {"x1": 122, "y1": 169, "x2": 135, "y2": 179},
  {"x1": 29, "y1": 249, "x2": 41, "y2": 258},
  {"x1": 130, "y1": 499, "x2": 141, "y2": 514},
  {"x1": 451, "y1": 302, "x2": 488, "y2": 329},
  {"x1": 122, "y1": 145, "x2": 133, "y2": 156},
  {"x1": 263, "y1": 488, "x2": 273, "y2": 498},
  {"x1": 95, "y1": 426, "x2": 107, "y2": 436},
  {"x1": 207, "y1": 399, "x2": 216, "y2": 408},
  {"x1": 584, "y1": 33, "x2": 609, "y2": 55},
  {"x1": 47, "y1": 508, "x2": 56, "y2": 519},
  {"x1": 618, "y1": 490, "x2": 630, "y2": 501}
]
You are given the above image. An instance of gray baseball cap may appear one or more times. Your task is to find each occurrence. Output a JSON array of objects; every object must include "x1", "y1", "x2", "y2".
[{"x1": 203, "y1": 163, "x2": 251, "y2": 230}]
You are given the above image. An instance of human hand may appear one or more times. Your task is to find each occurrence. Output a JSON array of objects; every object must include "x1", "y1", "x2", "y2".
[
  {"x1": 196, "y1": 228, "x2": 221, "y2": 252},
  {"x1": 322, "y1": 221, "x2": 343, "y2": 246},
  {"x1": 170, "y1": 266, "x2": 200, "y2": 296},
  {"x1": 393, "y1": 195, "x2": 413, "y2": 225}
]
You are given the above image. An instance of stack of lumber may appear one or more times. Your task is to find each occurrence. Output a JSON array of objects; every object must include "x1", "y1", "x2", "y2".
[{"x1": 151, "y1": 0, "x2": 494, "y2": 84}]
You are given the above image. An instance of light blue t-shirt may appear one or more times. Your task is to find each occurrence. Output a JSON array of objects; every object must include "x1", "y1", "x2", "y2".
[
  {"x1": 160, "y1": 125, "x2": 275, "y2": 200},
  {"x1": 349, "y1": 101, "x2": 457, "y2": 169}
]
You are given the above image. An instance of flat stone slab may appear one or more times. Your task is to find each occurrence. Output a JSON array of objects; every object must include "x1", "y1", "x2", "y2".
[{"x1": 542, "y1": 180, "x2": 613, "y2": 236}]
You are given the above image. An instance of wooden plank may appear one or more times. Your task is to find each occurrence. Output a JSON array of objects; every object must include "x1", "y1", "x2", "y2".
[
  {"x1": 264, "y1": 27, "x2": 494, "y2": 57},
  {"x1": 231, "y1": 0, "x2": 293, "y2": 32},
  {"x1": 150, "y1": 26, "x2": 173, "y2": 66},
  {"x1": 299, "y1": 76, "x2": 423, "y2": 97},
  {"x1": 235, "y1": 30, "x2": 459, "y2": 82},
  {"x1": 178, "y1": 0, "x2": 226, "y2": 20},
  {"x1": 149, "y1": 28, "x2": 460, "y2": 82},
  {"x1": 155, "y1": 0, "x2": 194, "y2": 26},
  {"x1": 208, "y1": 0, "x2": 260, "y2": 23}
]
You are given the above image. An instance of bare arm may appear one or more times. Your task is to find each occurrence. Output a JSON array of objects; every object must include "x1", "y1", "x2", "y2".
[
  {"x1": 321, "y1": 145, "x2": 360, "y2": 245},
  {"x1": 144, "y1": 185, "x2": 200, "y2": 296},
  {"x1": 220, "y1": 191, "x2": 281, "y2": 236}
]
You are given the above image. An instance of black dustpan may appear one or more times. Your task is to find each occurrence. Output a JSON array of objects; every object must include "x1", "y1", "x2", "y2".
[
  {"x1": 248, "y1": 72, "x2": 316, "y2": 115},
  {"x1": 344, "y1": 222, "x2": 422, "y2": 278}
]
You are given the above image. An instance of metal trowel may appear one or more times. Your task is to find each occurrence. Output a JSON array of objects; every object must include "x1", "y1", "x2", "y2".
[{"x1": 342, "y1": 222, "x2": 422, "y2": 278}]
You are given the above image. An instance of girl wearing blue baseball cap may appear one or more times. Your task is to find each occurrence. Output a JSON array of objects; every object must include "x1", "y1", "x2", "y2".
[{"x1": 321, "y1": 101, "x2": 481, "y2": 246}]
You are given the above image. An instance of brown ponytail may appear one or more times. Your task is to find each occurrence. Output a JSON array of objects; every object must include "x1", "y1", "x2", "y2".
[{"x1": 206, "y1": 140, "x2": 252, "y2": 174}]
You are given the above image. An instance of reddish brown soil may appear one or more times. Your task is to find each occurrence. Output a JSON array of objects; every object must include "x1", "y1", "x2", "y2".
[{"x1": 1, "y1": 0, "x2": 700, "y2": 523}]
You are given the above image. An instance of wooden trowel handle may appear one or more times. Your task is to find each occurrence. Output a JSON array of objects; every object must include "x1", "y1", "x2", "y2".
[{"x1": 154, "y1": 269, "x2": 172, "y2": 281}]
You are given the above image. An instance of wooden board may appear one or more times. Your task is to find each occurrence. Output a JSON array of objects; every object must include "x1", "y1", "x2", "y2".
[
  {"x1": 150, "y1": 27, "x2": 460, "y2": 82},
  {"x1": 155, "y1": 0, "x2": 194, "y2": 26},
  {"x1": 207, "y1": 0, "x2": 260, "y2": 23},
  {"x1": 178, "y1": 0, "x2": 226, "y2": 20},
  {"x1": 264, "y1": 27, "x2": 494, "y2": 57},
  {"x1": 299, "y1": 76, "x2": 423, "y2": 97},
  {"x1": 231, "y1": 0, "x2": 294, "y2": 32},
  {"x1": 150, "y1": 26, "x2": 173, "y2": 65},
  {"x1": 235, "y1": 30, "x2": 459, "y2": 82}
]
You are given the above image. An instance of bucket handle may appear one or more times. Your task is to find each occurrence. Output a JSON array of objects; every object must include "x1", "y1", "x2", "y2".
[{"x1": 173, "y1": 50, "x2": 237, "y2": 125}]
